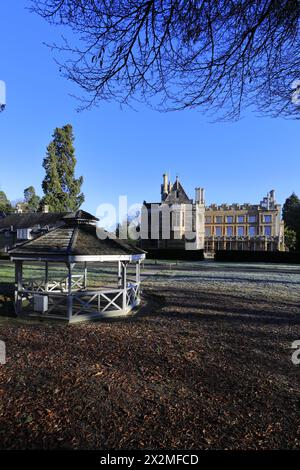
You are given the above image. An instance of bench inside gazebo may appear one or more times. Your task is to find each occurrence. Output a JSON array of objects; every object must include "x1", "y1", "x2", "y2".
[{"x1": 8, "y1": 211, "x2": 146, "y2": 323}]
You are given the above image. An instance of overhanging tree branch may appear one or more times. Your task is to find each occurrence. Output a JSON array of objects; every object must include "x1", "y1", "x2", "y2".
[{"x1": 31, "y1": 0, "x2": 300, "y2": 119}]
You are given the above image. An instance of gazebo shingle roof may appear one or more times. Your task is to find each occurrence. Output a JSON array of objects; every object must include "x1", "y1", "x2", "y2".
[{"x1": 9, "y1": 223, "x2": 145, "y2": 260}]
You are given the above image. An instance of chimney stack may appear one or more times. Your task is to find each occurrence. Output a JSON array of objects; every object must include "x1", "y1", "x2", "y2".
[
  {"x1": 161, "y1": 173, "x2": 169, "y2": 201},
  {"x1": 200, "y1": 188, "x2": 205, "y2": 205},
  {"x1": 195, "y1": 187, "x2": 205, "y2": 205}
]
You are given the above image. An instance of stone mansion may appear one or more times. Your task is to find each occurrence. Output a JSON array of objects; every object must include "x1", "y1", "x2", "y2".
[{"x1": 140, "y1": 174, "x2": 285, "y2": 253}]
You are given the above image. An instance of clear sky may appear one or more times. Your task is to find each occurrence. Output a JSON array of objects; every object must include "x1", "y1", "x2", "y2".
[{"x1": 0, "y1": 1, "x2": 299, "y2": 216}]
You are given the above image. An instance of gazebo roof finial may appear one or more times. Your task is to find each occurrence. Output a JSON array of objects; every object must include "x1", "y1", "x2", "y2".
[{"x1": 63, "y1": 210, "x2": 99, "y2": 226}]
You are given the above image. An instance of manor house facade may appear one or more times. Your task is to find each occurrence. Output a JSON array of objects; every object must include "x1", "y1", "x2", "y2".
[{"x1": 141, "y1": 174, "x2": 285, "y2": 253}]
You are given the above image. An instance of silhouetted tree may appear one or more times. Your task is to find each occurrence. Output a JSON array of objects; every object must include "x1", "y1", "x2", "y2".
[
  {"x1": 32, "y1": 0, "x2": 300, "y2": 119},
  {"x1": 283, "y1": 193, "x2": 300, "y2": 250},
  {"x1": 283, "y1": 193, "x2": 300, "y2": 229}
]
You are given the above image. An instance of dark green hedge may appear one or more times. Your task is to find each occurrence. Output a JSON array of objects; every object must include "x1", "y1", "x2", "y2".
[
  {"x1": 215, "y1": 250, "x2": 300, "y2": 264},
  {"x1": 145, "y1": 249, "x2": 204, "y2": 261}
]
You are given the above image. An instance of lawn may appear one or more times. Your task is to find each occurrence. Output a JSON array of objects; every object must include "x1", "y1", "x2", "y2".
[{"x1": 0, "y1": 260, "x2": 300, "y2": 449}]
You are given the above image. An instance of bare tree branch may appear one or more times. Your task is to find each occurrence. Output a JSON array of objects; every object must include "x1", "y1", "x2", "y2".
[{"x1": 31, "y1": 0, "x2": 300, "y2": 119}]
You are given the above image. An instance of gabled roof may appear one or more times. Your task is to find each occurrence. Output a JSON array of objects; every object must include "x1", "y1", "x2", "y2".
[
  {"x1": 9, "y1": 222, "x2": 146, "y2": 261},
  {"x1": 164, "y1": 178, "x2": 192, "y2": 204}
]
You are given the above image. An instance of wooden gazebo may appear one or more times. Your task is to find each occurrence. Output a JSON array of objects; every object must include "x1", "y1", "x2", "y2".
[{"x1": 9, "y1": 211, "x2": 146, "y2": 323}]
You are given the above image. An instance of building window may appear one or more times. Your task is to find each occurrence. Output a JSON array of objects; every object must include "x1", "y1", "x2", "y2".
[
  {"x1": 238, "y1": 226, "x2": 245, "y2": 236},
  {"x1": 205, "y1": 227, "x2": 211, "y2": 236},
  {"x1": 249, "y1": 215, "x2": 257, "y2": 223},
  {"x1": 237, "y1": 215, "x2": 245, "y2": 223},
  {"x1": 227, "y1": 226, "x2": 233, "y2": 236},
  {"x1": 215, "y1": 216, "x2": 223, "y2": 224},
  {"x1": 249, "y1": 226, "x2": 257, "y2": 237},
  {"x1": 215, "y1": 226, "x2": 222, "y2": 237},
  {"x1": 172, "y1": 212, "x2": 180, "y2": 228},
  {"x1": 264, "y1": 215, "x2": 272, "y2": 223},
  {"x1": 205, "y1": 216, "x2": 211, "y2": 223},
  {"x1": 226, "y1": 216, "x2": 234, "y2": 223},
  {"x1": 264, "y1": 226, "x2": 272, "y2": 236}
]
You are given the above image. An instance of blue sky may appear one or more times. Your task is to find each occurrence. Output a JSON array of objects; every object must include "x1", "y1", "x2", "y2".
[{"x1": 0, "y1": 1, "x2": 299, "y2": 216}]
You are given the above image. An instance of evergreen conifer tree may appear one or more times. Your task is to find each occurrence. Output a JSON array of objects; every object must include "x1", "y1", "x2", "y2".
[{"x1": 41, "y1": 124, "x2": 84, "y2": 212}]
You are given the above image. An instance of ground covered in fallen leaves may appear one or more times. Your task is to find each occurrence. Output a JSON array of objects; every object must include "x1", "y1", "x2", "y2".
[{"x1": 0, "y1": 261, "x2": 300, "y2": 449}]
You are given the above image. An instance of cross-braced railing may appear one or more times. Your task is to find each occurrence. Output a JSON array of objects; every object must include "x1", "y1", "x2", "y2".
[
  {"x1": 71, "y1": 283, "x2": 140, "y2": 317},
  {"x1": 15, "y1": 282, "x2": 140, "y2": 321},
  {"x1": 22, "y1": 274, "x2": 85, "y2": 293}
]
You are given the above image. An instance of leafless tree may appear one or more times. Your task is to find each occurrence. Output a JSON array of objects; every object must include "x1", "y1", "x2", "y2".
[{"x1": 31, "y1": 0, "x2": 300, "y2": 119}]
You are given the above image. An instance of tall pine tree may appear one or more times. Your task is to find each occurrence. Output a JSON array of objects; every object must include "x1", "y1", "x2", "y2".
[{"x1": 41, "y1": 124, "x2": 84, "y2": 212}]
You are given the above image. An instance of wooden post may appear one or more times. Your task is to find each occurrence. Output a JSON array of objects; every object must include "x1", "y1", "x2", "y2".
[
  {"x1": 83, "y1": 262, "x2": 88, "y2": 289},
  {"x1": 122, "y1": 262, "x2": 127, "y2": 311},
  {"x1": 136, "y1": 260, "x2": 141, "y2": 301},
  {"x1": 45, "y1": 261, "x2": 49, "y2": 291},
  {"x1": 118, "y1": 260, "x2": 122, "y2": 288},
  {"x1": 15, "y1": 260, "x2": 23, "y2": 315},
  {"x1": 67, "y1": 263, "x2": 73, "y2": 321},
  {"x1": 136, "y1": 260, "x2": 140, "y2": 284}
]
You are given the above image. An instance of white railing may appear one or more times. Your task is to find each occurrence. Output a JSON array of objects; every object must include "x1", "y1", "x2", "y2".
[
  {"x1": 71, "y1": 283, "x2": 140, "y2": 317},
  {"x1": 22, "y1": 274, "x2": 84, "y2": 293},
  {"x1": 16, "y1": 282, "x2": 140, "y2": 321}
]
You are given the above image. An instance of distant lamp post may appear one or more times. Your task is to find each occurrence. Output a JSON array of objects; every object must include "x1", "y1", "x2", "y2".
[{"x1": 0, "y1": 80, "x2": 6, "y2": 111}]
